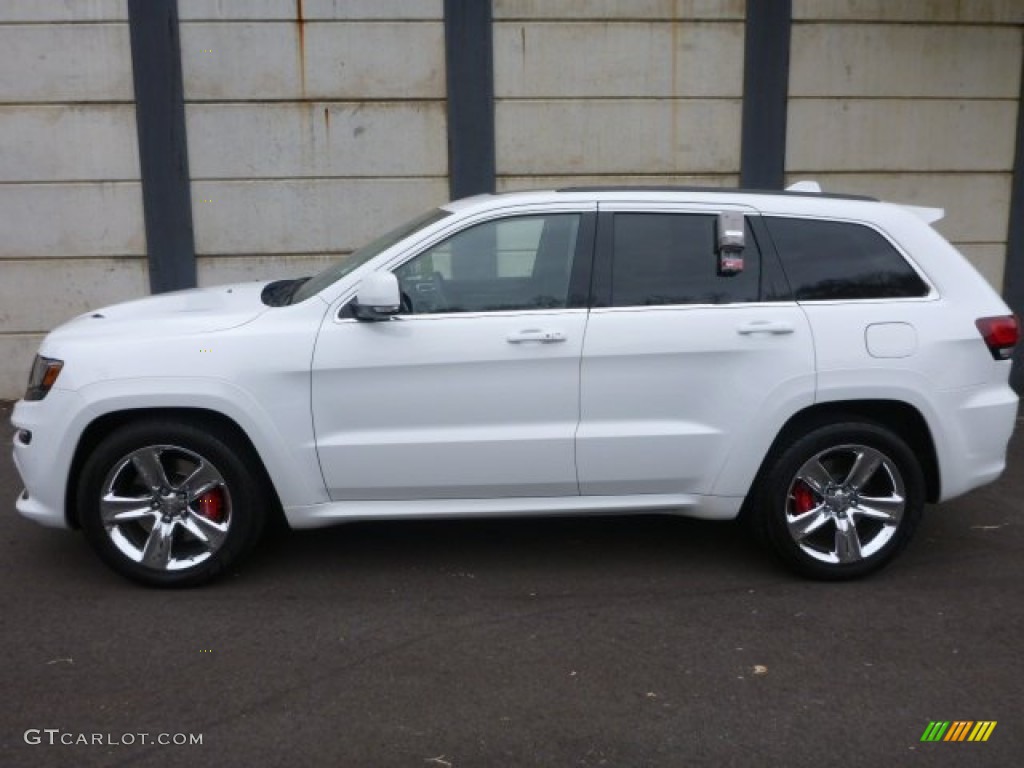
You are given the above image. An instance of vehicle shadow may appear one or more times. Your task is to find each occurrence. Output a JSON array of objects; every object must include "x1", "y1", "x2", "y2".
[{"x1": 246, "y1": 513, "x2": 782, "y2": 589}]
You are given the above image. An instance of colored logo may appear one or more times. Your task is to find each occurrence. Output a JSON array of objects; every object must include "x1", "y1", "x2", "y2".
[{"x1": 921, "y1": 721, "x2": 997, "y2": 742}]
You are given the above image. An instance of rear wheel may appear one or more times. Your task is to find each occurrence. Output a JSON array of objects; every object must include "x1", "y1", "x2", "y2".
[
  {"x1": 753, "y1": 421, "x2": 924, "y2": 580},
  {"x1": 78, "y1": 419, "x2": 268, "y2": 587}
]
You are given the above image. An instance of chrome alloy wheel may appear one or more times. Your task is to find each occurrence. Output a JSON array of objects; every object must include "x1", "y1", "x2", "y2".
[
  {"x1": 784, "y1": 444, "x2": 906, "y2": 565},
  {"x1": 99, "y1": 445, "x2": 233, "y2": 571}
]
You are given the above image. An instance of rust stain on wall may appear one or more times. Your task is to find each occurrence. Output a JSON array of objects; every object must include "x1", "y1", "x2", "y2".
[{"x1": 520, "y1": 25, "x2": 527, "y2": 75}]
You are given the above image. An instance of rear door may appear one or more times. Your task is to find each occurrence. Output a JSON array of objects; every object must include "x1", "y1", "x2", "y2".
[{"x1": 576, "y1": 203, "x2": 816, "y2": 497}]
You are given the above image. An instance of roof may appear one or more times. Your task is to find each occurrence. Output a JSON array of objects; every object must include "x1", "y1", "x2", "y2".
[
  {"x1": 555, "y1": 185, "x2": 878, "y2": 202},
  {"x1": 442, "y1": 183, "x2": 945, "y2": 224}
]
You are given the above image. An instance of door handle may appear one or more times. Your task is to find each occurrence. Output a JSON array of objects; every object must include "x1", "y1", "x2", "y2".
[
  {"x1": 736, "y1": 320, "x2": 795, "y2": 335},
  {"x1": 507, "y1": 329, "x2": 567, "y2": 344}
]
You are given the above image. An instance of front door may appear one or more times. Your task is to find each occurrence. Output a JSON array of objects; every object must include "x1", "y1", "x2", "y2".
[{"x1": 312, "y1": 208, "x2": 595, "y2": 501}]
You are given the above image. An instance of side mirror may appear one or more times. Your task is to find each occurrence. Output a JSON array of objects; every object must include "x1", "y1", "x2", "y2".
[{"x1": 352, "y1": 272, "x2": 401, "y2": 322}]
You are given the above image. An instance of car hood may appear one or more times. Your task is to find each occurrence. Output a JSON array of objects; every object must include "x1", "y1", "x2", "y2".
[{"x1": 48, "y1": 281, "x2": 272, "y2": 343}]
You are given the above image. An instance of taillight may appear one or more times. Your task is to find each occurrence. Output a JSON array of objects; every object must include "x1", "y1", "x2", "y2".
[{"x1": 975, "y1": 315, "x2": 1019, "y2": 360}]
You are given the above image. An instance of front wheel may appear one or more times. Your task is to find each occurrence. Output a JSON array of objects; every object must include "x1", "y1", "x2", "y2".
[
  {"x1": 78, "y1": 419, "x2": 268, "y2": 587},
  {"x1": 752, "y1": 422, "x2": 925, "y2": 580}
]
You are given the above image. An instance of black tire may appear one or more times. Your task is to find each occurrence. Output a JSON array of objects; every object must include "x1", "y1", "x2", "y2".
[
  {"x1": 78, "y1": 419, "x2": 268, "y2": 587},
  {"x1": 752, "y1": 421, "x2": 924, "y2": 580}
]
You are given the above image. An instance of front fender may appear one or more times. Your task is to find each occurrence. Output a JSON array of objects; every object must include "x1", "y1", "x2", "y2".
[{"x1": 70, "y1": 377, "x2": 329, "y2": 514}]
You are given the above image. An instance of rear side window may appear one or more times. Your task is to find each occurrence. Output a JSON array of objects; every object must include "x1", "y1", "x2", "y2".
[
  {"x1": 611, "y1": 213, "x2": 760, "y2": 306},
  {"x1": 765, "y1": 217, "x2": 928, "y2": 301}
]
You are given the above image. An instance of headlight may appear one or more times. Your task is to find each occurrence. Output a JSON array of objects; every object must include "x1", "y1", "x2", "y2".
[{"x1": 25, "y1": 355, "x2": 63, "y2": 401}]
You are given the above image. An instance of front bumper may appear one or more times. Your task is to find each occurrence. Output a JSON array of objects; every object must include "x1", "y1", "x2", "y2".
[{"x1": 11, "y1": 389, "x2": 86, "y2": 529}]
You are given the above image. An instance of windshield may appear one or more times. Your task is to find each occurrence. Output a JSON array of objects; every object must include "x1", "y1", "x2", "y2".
[{"x1": 290, "y1": 207, "x2": 452, "y2": 304}]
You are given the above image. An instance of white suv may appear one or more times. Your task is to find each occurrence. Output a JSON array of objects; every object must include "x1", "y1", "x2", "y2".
[{"x1": 11, "y1": 185, "x2": 1019, "y2": 586}]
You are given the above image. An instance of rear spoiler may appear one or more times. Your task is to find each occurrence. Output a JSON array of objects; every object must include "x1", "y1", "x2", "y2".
[
  {"x1": 895, "y1": 204, "x2": 945, "y2": 224},
  {"x1": 785, "y1": 180, "x2": 945, "y2": 224}
]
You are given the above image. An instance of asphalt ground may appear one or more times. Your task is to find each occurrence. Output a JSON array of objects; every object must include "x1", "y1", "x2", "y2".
[{"x1": 0, "y1": 399, "x2": 1021, "y2": 768}]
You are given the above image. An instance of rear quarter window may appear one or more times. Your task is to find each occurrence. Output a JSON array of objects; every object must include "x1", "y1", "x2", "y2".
[{"x1": 765, "y1": 217, "x2": 929, "y2": 301}]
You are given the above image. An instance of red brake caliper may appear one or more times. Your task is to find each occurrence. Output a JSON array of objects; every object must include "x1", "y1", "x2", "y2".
[
  {"x1": 195, "y1": 488, "x2": 226, "y2": 523},
  {"x1": 792, "y1": 481, "x2": 817, "y2": 515}
]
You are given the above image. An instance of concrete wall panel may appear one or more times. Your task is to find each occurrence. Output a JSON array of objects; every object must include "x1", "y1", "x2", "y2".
[
  {"x1": 0, "y1": 1, "x2": 127, "y2": 23},
  {"x1": 793, "y1": 0, "x2": 1024, "y2": 24},
  {"x1": 0, "y1": 334, "x2": 46, "y2": 399},
  {"x1": 186, "y1": 102, "x2": 447, "y2": 178},
  {"x1": 0, "y1": 2, "x2": 140, "y2": 397},
  {"x1": 791, "y1": 24, "x2": 1022, "y2": 98},
  {"x1": 786, "y1": 100, "x2": 1017, "y2": 172},
  {"x1": 179, "y1": 8, "x2": 452, "y2": 371},
  {"x1": 0, "y1": 259, "x2": 148, "y2": 333},
  {"x1": 180, "y1": 22, "x2": 445, "y2": 101},
  {"x1": 495, "y1": 22, "x2": 744, "y2": 98},
  {"x1": 497, "y1": 100, "x2": 741, "y2": 175},
  {"x1": 0, "y1": 182, "x2": 144, "y2": 258},
  {"x1": 957, "y1": 244, "x2": 1007, "y2": 291},
  {"x1": 179, "y1": 0, "x2": 442, "y2": 21},
  {"x1": 0, "y1": 106, "x2": 140, "y2": 182},
  {"x1": 497, "y1": 174, "x2": 739, "y2": 192},
  {"x1": 198, "y1": 254, "x2": 337, "y2": 287},
  {"x1": 787, "y1": 173, "x2": 1012, "y2": 245},
  {"x1": 494, "y1": 0, "x2": 745, "y2": 20},
  {"x1": 191, "y1": 178, "x2": 448, "y2": 255},
  {"x1": 0, "y1": 24, "x2": 133, "y2": 103}
]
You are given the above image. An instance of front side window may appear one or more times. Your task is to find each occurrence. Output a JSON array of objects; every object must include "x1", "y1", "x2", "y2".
[
  {"x1": 765, "y1": 217, "x2": 929, "y2": 301},
  {"x1": 291, "y1": 208, "x2": 452, "y2": 304},
  {"x1": 610, "y1": 213, "x2": 760, "y2": 307},
  {"x1": 394, "y1": 214, "x2": 581, "y2": 314}
]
